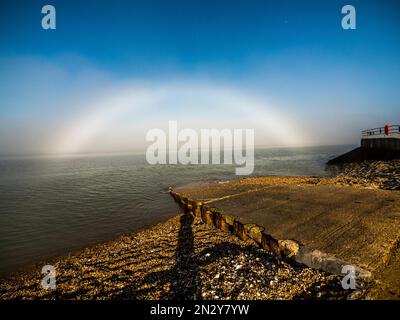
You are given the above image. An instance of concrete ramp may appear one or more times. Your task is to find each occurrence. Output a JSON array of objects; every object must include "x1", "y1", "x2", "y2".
[{"x1": 175, "y1": 177, "x2": 400, "y2": 274}]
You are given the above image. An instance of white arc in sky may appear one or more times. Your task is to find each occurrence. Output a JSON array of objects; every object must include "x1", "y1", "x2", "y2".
[{"x1": 53, "y1": 81, "x2": 306, "y2": 154}]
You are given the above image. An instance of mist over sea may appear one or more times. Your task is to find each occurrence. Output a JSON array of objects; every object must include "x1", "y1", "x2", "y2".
[{"x1": 0, "y1": 145, "x2": 353, "y2": 275}]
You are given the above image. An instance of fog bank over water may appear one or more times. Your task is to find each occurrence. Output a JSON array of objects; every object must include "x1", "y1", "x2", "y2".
[{"x1": 1, "y1": 55, "x2": 398, "y2": 156}]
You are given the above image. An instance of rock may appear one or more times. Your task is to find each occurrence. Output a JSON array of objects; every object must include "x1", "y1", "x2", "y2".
[
  {"x1": 245, "y1": 225, "x2": 265, "y2": 244},
  {"x1": 261, "y1": 232, "x2": 281, "y2": 256},
  {"x1": 278, "y1": 239, "x2": 301, "y2": 258},
  {"x1": 233, "y1": 220, "x2": 249, "y2": 241},
  {"x1": 222, "y1": 214, "x2": 235, "y2": 227},
  {"x1": 220, "y1": 214, "x2": 234, "y2": 233}
]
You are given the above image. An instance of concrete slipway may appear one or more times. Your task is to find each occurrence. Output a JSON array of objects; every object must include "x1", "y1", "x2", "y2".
[{"x1": 174, "y1": 176, "x2": 400, "y2": 299}]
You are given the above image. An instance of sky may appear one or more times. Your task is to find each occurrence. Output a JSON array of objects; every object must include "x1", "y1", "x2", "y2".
[{"x1": 0, "y1": 0, "x2": 399, "y2": 155}]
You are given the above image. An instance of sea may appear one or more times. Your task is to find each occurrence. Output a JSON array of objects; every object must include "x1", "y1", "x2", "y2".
[{"x1": 0, "y1": 145, "x2": 353, "y2": 275}]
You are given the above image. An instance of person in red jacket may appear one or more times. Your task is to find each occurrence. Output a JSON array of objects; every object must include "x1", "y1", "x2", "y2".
[{"x1": 384, "y1": 124, "x2": 390, "y2": 136}]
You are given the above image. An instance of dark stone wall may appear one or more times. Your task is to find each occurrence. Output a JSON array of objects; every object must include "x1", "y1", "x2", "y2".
[
  {"x1": 361, "y1": 138, "x2": 400, "y2": 151},
  {"x1": 327, "y1": 144, "x2": 400, "y2": 165}
]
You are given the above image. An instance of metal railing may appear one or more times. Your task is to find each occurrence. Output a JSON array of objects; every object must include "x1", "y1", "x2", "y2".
[{"x1": 362, "y1": 125, "x2": 400, "y2": 138}]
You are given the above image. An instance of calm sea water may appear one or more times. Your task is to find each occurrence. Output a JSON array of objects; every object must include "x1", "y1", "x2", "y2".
[{"x1": 0, "y1": 145, "x2": 353, "y2": 275}]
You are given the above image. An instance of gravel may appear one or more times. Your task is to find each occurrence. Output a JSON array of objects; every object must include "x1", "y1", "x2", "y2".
[
  {"x1": 0, "y1": 214, "x2": 348, "y2": 300},
  {"x1": 327, "y1": 160, "x2": 400, "y2": 190}
]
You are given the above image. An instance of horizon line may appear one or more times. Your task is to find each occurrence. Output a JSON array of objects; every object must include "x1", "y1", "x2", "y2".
[{"x1": 0, "y1": 143, "x2": 357, "y2": 160}]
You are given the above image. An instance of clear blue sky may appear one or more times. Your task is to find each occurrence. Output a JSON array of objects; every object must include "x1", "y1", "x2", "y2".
[{"x1": 0, "y1": 0, "x2": 399, "y2": 154}]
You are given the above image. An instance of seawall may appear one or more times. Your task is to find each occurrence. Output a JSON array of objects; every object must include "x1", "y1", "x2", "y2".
[{"x1": 327, "y1": 146, "x2": 400, "y2": 164}]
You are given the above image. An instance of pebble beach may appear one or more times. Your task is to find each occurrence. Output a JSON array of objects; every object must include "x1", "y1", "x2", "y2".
[{"x1": 0, "y1": 213, "x2": 350, "y2": 300}]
